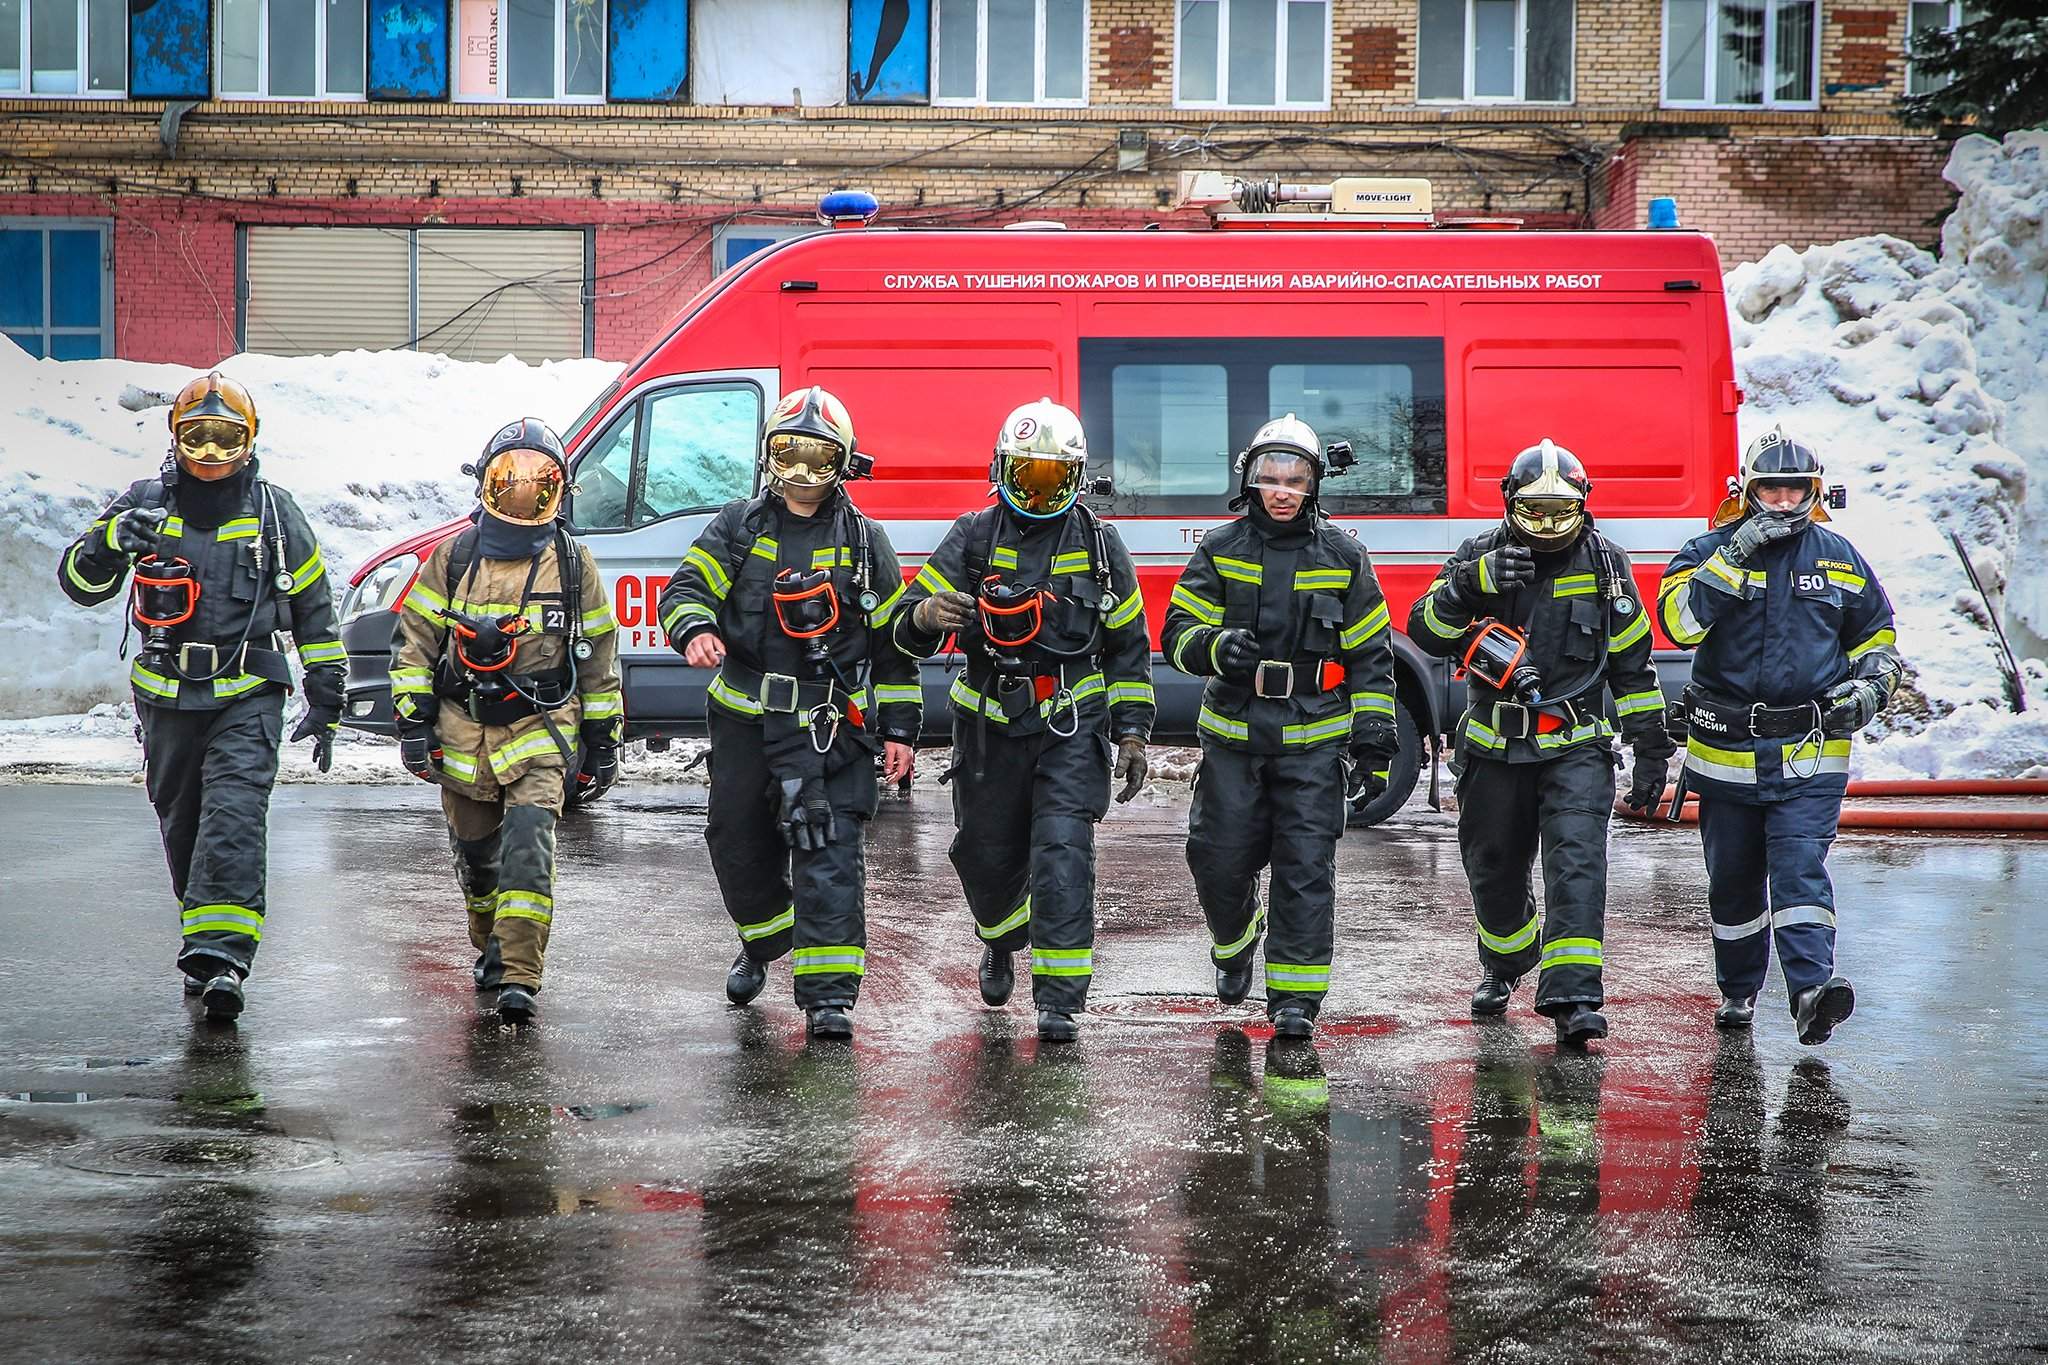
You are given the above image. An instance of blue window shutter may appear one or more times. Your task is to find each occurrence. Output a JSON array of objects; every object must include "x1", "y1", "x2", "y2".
[
  {"x1": 0, "y1": 232, "x2": 38, "y2": 331},
  {"x1": 607, "y1": 0, "x2": 686, "y2": 102},
  {"x1": 367, "y1": 0, "x2": 451, "y2": 100},
  {"x1": 849, "y1": 0, "x2": 928, "y2": 104},
  {"x1": 130, "y1": 0, "x2": 214, "y2": 100}
]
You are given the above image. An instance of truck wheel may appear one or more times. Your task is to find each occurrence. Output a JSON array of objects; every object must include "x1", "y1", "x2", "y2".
[{"x1": 1347, "y1": 697, "x2": 1423, "y2": 828}]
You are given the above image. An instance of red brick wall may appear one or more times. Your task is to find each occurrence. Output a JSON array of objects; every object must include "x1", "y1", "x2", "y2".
[{"x1": 1598, "y1": 136, "x2": 1957, "y2": 263}]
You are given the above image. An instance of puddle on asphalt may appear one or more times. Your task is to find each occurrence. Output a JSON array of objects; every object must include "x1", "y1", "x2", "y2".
[{"x1": 60, "y1": 1134, "x2": 336, "y2": 1178}]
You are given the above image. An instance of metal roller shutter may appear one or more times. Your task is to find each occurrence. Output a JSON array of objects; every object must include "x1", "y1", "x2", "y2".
[
  {"x1": 415, "y1": 228, "x2": 586, "y2": 362},
  {"x1": 243, "y1": 226, "x2": 411, "y2": 356}
]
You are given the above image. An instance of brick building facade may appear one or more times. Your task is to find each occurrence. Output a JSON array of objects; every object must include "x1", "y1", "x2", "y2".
[{"x1": 0, "y1": 0, "x2": 1962, "y2": 366}]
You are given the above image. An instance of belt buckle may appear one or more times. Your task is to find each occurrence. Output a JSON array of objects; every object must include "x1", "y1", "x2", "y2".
[
  {"x1": 177, "y1": 642, "x2": 219, "y2": 677},
  {"x1": 760, "y1": 673, "x2": 800, "y2": 713},
  {"x1": 1748, "y1": 702, "x2": 1771, "y2": 738},
  {"x1": 1254, "y1": 660, "x2": 1294, "y2": 699},
  {"x1": 1491, "y1": 700, "x2": 1531, "y2": 740}
]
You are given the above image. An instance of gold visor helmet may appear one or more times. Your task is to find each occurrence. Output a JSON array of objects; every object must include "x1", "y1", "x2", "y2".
[
  {"x1": 1501, "y1": 438, "x2": 1591, "y2": 551},
  {"x1": 993, "y1": 398, "x2": 1088, "y2": 519},
  {"x1": 762, "y1": 386, "x2": 857, "y2": 491},
  {"x1": 476, "y1": 418, "x2": 570, "y2": 526},
  {"x1": 169, "y1": 372, "x2": 259, "y2": 480}
]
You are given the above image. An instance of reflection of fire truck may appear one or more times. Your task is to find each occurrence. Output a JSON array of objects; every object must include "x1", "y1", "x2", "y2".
[{"x1": 339, "y1": 176, "x2": 1737, "y2": 820}]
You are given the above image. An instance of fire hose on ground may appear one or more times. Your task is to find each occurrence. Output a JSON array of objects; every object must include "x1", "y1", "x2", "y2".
[{"x1": 1615, "y1": 778, "x2": 2048, "y2": 832}]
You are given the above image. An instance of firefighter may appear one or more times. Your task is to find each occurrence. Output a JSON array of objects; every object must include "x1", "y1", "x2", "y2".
[
  {"x1": 655, "y1": 387, "x2": 919, "y2": 1040},
  {"x1": 56, "y1": 372, "x2": 344, "y2": 1022},
  {"x1": 1160, "y1": 415, "x2": 1396, "y2": 1039},
  {"x1": 1408, "y1": 439, "x2": 1673, "y2": 1049},
  {"x1": 893, "y1": 398, "x2": 1154, "y2": 1043},
  {"x1": 390, "y1": 418, "x2": 623, "y2": 1027},
  {"x1": 1658, "y1": 428, "x2": 1899, "y2": 1044}
]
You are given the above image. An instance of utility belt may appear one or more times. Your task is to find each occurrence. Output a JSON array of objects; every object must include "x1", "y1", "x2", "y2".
[
  {"x1": 1475, "y1": 692, "x2": 1595, "y2": 742},
  {"x1": 1682, "y1": 686, "x2": 1827, "y2": 740},
  {"x1": 1221, "y1": 655, "x2": 1345, "y2": 703},
  {"x1": 979, "y1": 654, "x2": 1100, "y2": 722},
  {"x1": 719, "y1": 659, "x2": 867, "y2": 724},
  {"x1": 436, "y1": 660, "x2": 574, "y2": 725},
  {"x1": 140, "y1": 636, "x2": 291, "y2": 686}
]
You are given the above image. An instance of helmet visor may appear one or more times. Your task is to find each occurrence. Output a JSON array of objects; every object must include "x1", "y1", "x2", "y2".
[
  {"x1": 1748, "y1": 476, "x2": 1818, "y2": 514},
  {"x1": 1509, "y1": 495, "x2": 1585, "y2": 545},
  {"x1": 764, "y1": 431, "x2": 846, "y2": 488},
  {"x1": 481, "y1": 447, "x2": 567, "y2": 525},
  {"x1": 175, "y1": 417, "x2": 253, "y2": 466},
  {"x1": 1247, "y1": 451, "x2": 1317, "y2": 498},
  {"x1": 1002, "y1": 454, "x2": 1082, "y2": 516}
]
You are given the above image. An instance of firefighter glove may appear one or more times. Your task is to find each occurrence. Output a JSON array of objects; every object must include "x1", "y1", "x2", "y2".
[
  {"x1": 113, "y1": 507, "x2": 170, "y2": 556},
  {"x1": 1346, "y1": 742, "x2": 1393, "y2": 805},
  {"x1": 912, "y1": 590, "x2": 977, "y2": 634},
  {"x1": 1214, "y1": 629, "x2": 1260, "y2": 682},
  {"x1": 1624, "y1": 746, "x2": 1670, "y2": 812},
  {"x1": 1822, "y1": 677, "x2": 1887, "y2": 733},
  {"x1": 1454, "y1": 543, "x2": 1536, "y2": 601},
  {"x1": 779, "y1": 777, "x2": 839, "y2": 850},
  {"x1": 290, "y1": 706, "x2": 340, "y2": 774},
  {"x1": 1724, "y1": 511, "x2": 1804, "y2": 567},
  {"x1": 577, "y1": 742, "x2": 620, "y2": 800},
  {"x1": 1113, "y1": 736, "x2": 1149, "y2": 804},
  {"x1": 398, "y1": 732, "x2": 441, "y2": 781}
]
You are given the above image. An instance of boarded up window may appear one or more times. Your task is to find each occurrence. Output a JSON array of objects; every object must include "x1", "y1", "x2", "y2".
[{"x1": 689, "y1": 0, "x2": 843, "y2": 105}]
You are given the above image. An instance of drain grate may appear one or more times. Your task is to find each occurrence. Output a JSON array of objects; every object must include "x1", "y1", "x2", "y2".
[{"x1": 60, "y1": 1134, "x2": 335, "y2": 1179}]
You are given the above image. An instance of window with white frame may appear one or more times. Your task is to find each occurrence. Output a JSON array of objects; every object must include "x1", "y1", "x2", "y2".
[
  {"x1": 455, "y1": 0, "x2": 604, "y2": 101},
  {"x1": 1, "y1": 0, "x2": 125, "y2": 95},
  {"x1": 1663, "y1": 0, "x2": 1818, "y2": 108},
  {"x1": 219, "y1": 0, "x2": 365, "y2": 98},
  {"x1": 1417, "y1": 0, "x2": 1573, "y2": 103},
  {"x1": 712, "y1": 224, "x2": 819, "y2": 275},
  {"x1": 1176, "y1": 0, "x2": 1328, "y2": 108},
  {"x1": 934, "y1": 0, "x2": 1086, "y2": 105},
  {"x1": 1907, "y1": 2, "x2": 1978, "y2": 96}
]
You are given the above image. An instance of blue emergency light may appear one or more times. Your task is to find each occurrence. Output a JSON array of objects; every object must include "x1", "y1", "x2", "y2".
[
  {"x1": 818, "y1": 190, "x2": 880, "y2": 228},
  {"x1": 1648, "y1": 197, "x2": 1681, "y2": 229}
]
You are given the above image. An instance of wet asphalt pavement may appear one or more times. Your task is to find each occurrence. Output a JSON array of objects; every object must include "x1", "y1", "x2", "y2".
[{"x1": 2, "y1": 782, "x2": 2046, "y2": 1365}]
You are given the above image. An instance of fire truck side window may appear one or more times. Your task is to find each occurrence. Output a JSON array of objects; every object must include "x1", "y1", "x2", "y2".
[
  {"x1": 1082, "y1": 337, "x2": 1447, "y2": 515},
  {"x1": 572, "y1": 382, "x2": 760, "y2": 531}
]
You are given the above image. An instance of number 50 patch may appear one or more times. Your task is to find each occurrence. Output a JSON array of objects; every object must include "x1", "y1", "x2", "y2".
[{"x1": 1794, "y1": 571, "x2": 1827, "y2": 594}]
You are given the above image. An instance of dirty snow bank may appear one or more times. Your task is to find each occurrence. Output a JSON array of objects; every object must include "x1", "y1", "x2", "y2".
[
  {"x1": 0, "y1": 344, "x2": 620, "y2": 719},
  {"x1": 1720, "y1": 130, "x2": 2048, "y2": 780}
]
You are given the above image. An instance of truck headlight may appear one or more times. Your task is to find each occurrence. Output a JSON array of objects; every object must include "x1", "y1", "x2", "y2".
[{"x1": 340, "y1": 553, "x2": 422, "y2": 626}]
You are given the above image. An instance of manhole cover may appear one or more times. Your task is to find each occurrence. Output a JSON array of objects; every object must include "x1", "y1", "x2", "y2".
[{"x1": 61, "y1": 1134, "x2": 335, "y2": 1178}]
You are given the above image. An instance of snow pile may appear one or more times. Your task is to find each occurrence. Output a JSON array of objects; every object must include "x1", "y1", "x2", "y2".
[
  {"x1": 0, "y1": 344, "x2": 619, "y2": 719},
  {"x1": 1721, "y1": 131, "x2": 2048, "y2": 779}
]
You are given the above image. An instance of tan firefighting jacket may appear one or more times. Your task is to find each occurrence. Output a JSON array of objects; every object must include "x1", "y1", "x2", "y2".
[{"x1": 390, "y1": 531, "x2": 622, "y2": 798}]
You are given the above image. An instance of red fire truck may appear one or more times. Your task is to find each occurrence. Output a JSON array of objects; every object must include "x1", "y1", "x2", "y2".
[{"x1": 337, "y1": 176, "x2": 1737, "y2": 823}]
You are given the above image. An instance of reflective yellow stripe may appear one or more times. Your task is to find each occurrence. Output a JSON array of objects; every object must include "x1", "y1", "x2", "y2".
[
  {"x1": 682, "y1": 545, "x2": 731, "y2": 600},
  {"x1": 213, "y1": 673, "x2": 268, "y2": 700},
  {"x1": 1477, "y1": 912, "x2": 1537, "y2": 955},
  {"x1": 1685, "y1": 735, "x2": 1757, "y2": 784},
  {"x1": 1169, "y1": 584, "x2": 1223, "y2": 627},
  {"x1": 1264, "y1": 962, "x2": 1330, "y2": 992},
  {"x1": 980, "y1": 897, "x2": 1031, "y2": 940},
  {"x1": 181, "y1": 904, "x2": 264, "y2": 940},
  {"x1": 1606, "y1": 610, "x2": 1648, "y2": 652},
  {"x1": 580, "y1": 603, "x2": 617, "y2": 636},
  {"x1": 739, "y1": 906, "x2": 795, "y2": 940},
  {"x1": 1614, "y1": 688, "x2": 1663, "y2": 716},
  {"x1": 1351, "y1": 691, "x2": 1394, "y2": 717},
  {"x1": 390, "y1": 665, "x2": 434, "y2": 695},
  {"x1": 131, "y1": 663, "x2": 180, "y2": 699},
  {"x1": 1214, "y1": 900, "x2": 1265, "y2": 961},
  {"x1": 1552, "y1": 574, "x2": 1596, "y2": 597},
  {"x1": 1463, "y1": 714, "x2": 1505, "y2": 750},
  {"x1": 1783, "y1": 736, "x2": 1852, "y2": 775},
  {"x1": 1421, "y1": 592, "x2": 1464, "y2": 641},
  {"x1": 869, "y1": 581, "x2": 906, "y2": 628},
  {"x1": 496, "y1": 890, "x2": 553, "y2": 924},
  {"x1": 1294, "y1": 568, "x2": 1351, "y2": 591},
  {"x1": 913, "y1": 562, "x2": 956, "y2": 596},
  {"x1": 1197, "y1": 706, "x2": 1248, "y2": 741},
  {"x1": 1659, "y1": 571, "x2": 1707, "y2": 645},
  {"x1": 581, "y1": 691, "x2": 624, "y2": 719},
  {"x1": 1282, "y1": 713, "x2": 1352, "y2": 747},
  {"x1": 811, "y1": 546, "x2": 854, "y2": 569},
  {"x1": 403, "y1": 580, "x2": 449, "y2": 619},
  {"x1": 1051, "y1": 551, "x2": 1093, "y2": 576},
  {"x1": 989, "y1": 546, "x2": 1019, "y2": 570},
  {"x1": 216, "y1": 518, "x2": 261, "y2": 542},
  {"x1": 1847, "y1": 627, "x2": 1896, "y2": 661},
  {"x1": 1540, "y1": 936, "x2": 1603, "y2": 969},
  {"x1": 1213, "y1": 557, "x2": 1263, "y2": 585},
  {"x1": 1031, "y1": 947, "x2": 1093, "y2": 978},
  {"x1": 1104, "y1": 591, "x2": 1145, "y2": 631},
  {"x1": 1169, "y1": 626, "x2": 1209, "y2": 675},
  {"x1": 285, "y1": 548, "x2": 326, "y2": 595},
  {"x1": 1341, "y1": 600, "x2": 1390, "y2": 649},
  {"x1": 749, "y1": 535, "x2": 779, "y2": 562},
  {"x1": 488, "y1": 729, "x2": 567, "y2": 776},
  {"x1": 439, "y1": 749, "x2": 479, "y2": 780},
  {"x1": 299, "y1": 639, "x2": 347, "y2": 666},
  {"x1": 663, "y1": 601, "x2": 716, "y2": 635},
  {"x1": 708, "y1": 673, "x2": 765, "y2": 716},
  {"x1": 1826, "y1": 569, "x2": 1866, "y2": 593},
  {"x1": 872, "y1": 683, "x2": 923, "y2": 706},
  {"x1": 100, "y1": 518, "x2": 120, "y2": 552},
  {"x1": 1106, "y1": 680, "x2": 1153, "y2": 707},
  {"x1": 64, "y1": 544, "x2": 121, "y2": 595},
  {"x1": 793, "y1": 946, "x2": 867, "y2": 976}
]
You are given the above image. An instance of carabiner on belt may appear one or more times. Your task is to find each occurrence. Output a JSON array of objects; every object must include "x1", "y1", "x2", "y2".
[{"x1": 806, "y1": 700, "x2": 841, "y2": 754}]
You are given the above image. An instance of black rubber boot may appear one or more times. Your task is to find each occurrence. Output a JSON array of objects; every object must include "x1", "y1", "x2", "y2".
[
  {"x1": 1471, "y1": 971, "x2": 1518, "y2": 1017},
  {"x1": 201, "y1": 973, "x2": 244, "y2": 1023},
  {"x1": 725, "y1": 949, "x2": 766, "y2": 1006},
  {"x1": 1036, "y1": 1010, "x2": 1079, "y2": 1043},
  {"x1": 1555, "y1": 1005, "x2": 1608, "y2": 1050},
  {"x1": 497, "y1": 983, "x2": 537, "y2": 1026},
  {"x1": 472, "y1": 937, "x2": 504, "y2": 991},
  {"x1": 1270, "y1": 1005, "x2": 1315, "y2": 1040},
  {"x1": 182, "y1": 976, "x2": 205, "y2": 997},
  {"x1": 1216, "y1": 958, "x2": 1255, "y2": 1007},
  {"x1": 1793, "y1": 977, "x2": 1854, "y2": 1046},
  {"x1": 806, "y1": 1004, "x2": 854, "y2": 1040},
  {"x1": 979, "y1": 945, "x2": 1014, "y2": 1007},
  {"x1": 1715, "y1": 994, "x2": 1757, "y2": 1030}
]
